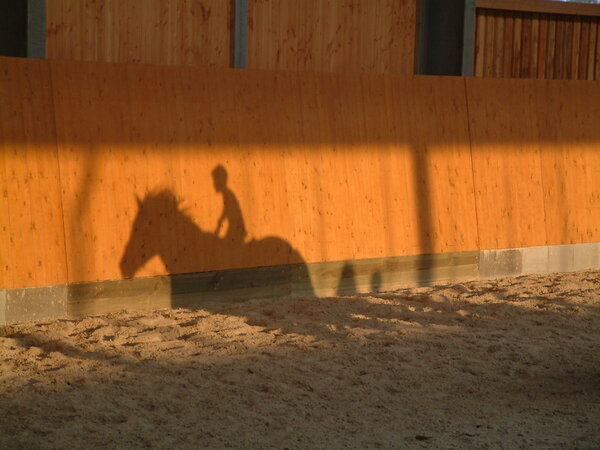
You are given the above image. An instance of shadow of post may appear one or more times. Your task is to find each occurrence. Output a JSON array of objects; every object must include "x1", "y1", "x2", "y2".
[{"x1": 411, "y1": 143, "x2": 435, "y2": 286}]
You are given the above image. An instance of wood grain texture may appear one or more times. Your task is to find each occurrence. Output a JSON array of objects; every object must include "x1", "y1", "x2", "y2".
[
  {"x1": 535, "y1": 79, "x2": 600, "y2": 245},
  {"x1": 49, "y1": 61, "x2": 477, "y2": 283},
  {"x1": 46, "y1": 0, "x2": 231, "y2": 68},
  {"x1": 2, "y1": 57, "x2": 599, "y2": 290},
  {"x1": 247, "y1": 0, "x2": 416, "y2": 74},
  {"x1": 466, "y1": 77, "x2": 547, "y2": 250},
  {"x1": 474, "y1": 7, "x2": 600, "y2": 80},
  {"x1": 0, "y1": 58, "x2": 68, "y2": 289}
]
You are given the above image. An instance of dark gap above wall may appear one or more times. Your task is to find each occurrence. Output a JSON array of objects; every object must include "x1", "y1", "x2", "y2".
[
  {"x1": 417, "y1": 0, "x2": 466, "y2": 76},
  {"x1": 0, "y1": 1, "x2": 27, "y2": 57}
]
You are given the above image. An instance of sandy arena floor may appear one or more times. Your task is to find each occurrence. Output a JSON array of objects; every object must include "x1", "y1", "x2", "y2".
[{"x1": 1, "y1": 270, "x2": 599, "y2": 449}]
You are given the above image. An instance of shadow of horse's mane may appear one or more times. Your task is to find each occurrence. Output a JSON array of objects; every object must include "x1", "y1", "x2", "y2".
[{"x1": 142, "y1": 189, "x2": 189, "y2": 216}]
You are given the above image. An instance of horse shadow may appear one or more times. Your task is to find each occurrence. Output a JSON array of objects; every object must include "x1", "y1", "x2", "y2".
[{"x1": 119, "y1": 169, "x2": 314, "y2": 309}]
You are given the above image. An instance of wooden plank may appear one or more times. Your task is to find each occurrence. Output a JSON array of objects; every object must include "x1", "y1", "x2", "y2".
[
  {"x1": 475, "y1": 10, "x2": 487, "y2": 76},
  {"x1": 477, "y1": 0, "x2": 600, "y2": 18},
  {"x1": 247, "y1": 0, "x2": 417, "y2": 75},
  {"x1": 512, "y1": 13, "x2": 523, "y2": 77},
  {"x1": 536, "y1": 79, "x2": 600, "y2": 245},
  {"x1": 571, "y1": 17, "x2": 582, "y2": 79},
  {"x1": 465, "y1": 77, "x2": 547, "y2": 250},
  {"x1": 563, "y1": 17, "x2": 574, "y2": 79},
  {"x1": 590, "y1": 19, "x2": 599, "y2": 80},
  {"x1": 537, "y1": 14, "x2": 549, "y2": 78},
  {"x1": 494, "y1": 12, "x2": 505, "y2": 77},
  {"x1": 546, "y1": 16, "x2": 557, "y2": 78},
  {"x1": 579, "y1": 17, "x2": 591, "y2": 80},
  {"x1": 555, "y1": 16, "x2": 565, "y2": 79},
  {"x1": 4, "y1": 56, "x2": 599, "y2": 293},
  {"x1": 45, "y1": 58, "x2": 478, "y2": 285},
  {"x1": 484, "y1": 10, "x2": 496, "y2": 76},
  {"x1": 66, "y1": 250, "x2": 480, "y2": 317},
  {"x1": 46, "y1": 0, "x2": 232, "y2": 68},
  {"x1": 530, "y1": 13, "x2": 540, "y2": 77},
  {"x1": 398, "y1": 76, "x2": 479, "y2": 256},
  {"x1": 503, "y1": 11, "x2": 514, "y2": 77},
  {"x1": 595, "y1": 18, "x2": 600, "y2": 79},
  {"x1": 0, "y1": 58, "x2": 68, "y2": 289},
  {"x1": 0, "y1": 138, "x2": 10, "y2": 289},
  {"x1": 521, "y1": 13, "x2": 533, "y2": 77}
]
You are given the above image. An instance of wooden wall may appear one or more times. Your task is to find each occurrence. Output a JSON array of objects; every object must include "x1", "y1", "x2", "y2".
[
  {"x1": 46, "y1": 0, "x2": 232, "y2": 67},
  {"x1": 247, "y1": 0, "x2": 417, "y2": 74},
  {"x1": 1, "y1": 57, "x2": 600, "y2": 289},
  {"x1": 46, "y1": 0, "x2": 417, "y2": 75},
  {"x1": 475, "y1": 1, "x2": 600, "y2": 79},
  {"x1": 0, "y1": 59, "x2": 68, "y2": 289}
]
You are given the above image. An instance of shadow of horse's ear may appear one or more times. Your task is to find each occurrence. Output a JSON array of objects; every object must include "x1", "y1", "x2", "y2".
[{"x1": 136, "y1": 194, "x2": 142, "y2": 208}]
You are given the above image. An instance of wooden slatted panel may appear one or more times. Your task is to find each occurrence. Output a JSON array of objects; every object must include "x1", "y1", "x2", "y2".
[
  {"x1": 49, "y1": 60, "x2": 476, "y2": 283},
  {"x1": 536, "y1": 79, "x2": 600, "y2": 245},
  {"x1": 46, "y1": 0, "x2": 231, "y2": 68},
  {"x1": 2, "y1": 57, "x2": 599, "y2": 290},
  {"x1": 474, "y1": 8, "x2": 600, "y2": 80},
  {"x1": 247, "y1": 0, "x2": 416, "y2": 75},
  {"x1": 466, "y1": 77, "x2": 547, "y2": 250},
  {"x1": 0, "y1": 58, "x2": 68, "y2": 289}
]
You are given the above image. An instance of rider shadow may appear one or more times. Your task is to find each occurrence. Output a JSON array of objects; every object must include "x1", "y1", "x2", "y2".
[{"x1": 119, "y1": 165, "x2": 314, "y2": 308}]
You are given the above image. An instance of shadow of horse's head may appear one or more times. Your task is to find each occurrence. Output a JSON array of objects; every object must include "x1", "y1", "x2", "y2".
[{"x1": 119, "y1": 190, "x2": 183, "y2": 278}]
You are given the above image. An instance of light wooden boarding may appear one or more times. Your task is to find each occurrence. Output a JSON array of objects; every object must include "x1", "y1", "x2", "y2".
[
  {"x1": 465, "y1": 77, "x2": 547, "y2": 251},
  {"x1": 2, "y1": 57, "x2": 599, "y2": 290},
  {"x1": 48, "y1": 59, "x2": 478, "y2": 284},
  {"x1": 534, "y1": 79, "x2": 600, "y2": 246},
  {"x1": 247, "y1": 0, "x2": 416, "y2": 75},
  {"x1": 46, "y1": 0, "x2": 231, "y2": 68},
  {"x1": 0, "y1": 58, "x2": 68, "y2": 290},
  {"x1": 50, "y1": 60, "x2": 188, "y2": 284}
]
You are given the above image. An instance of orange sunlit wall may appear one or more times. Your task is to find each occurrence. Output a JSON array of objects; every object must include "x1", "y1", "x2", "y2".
[{"x1": 1, "y1": 57, "x2": 600, "y2": 290}]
